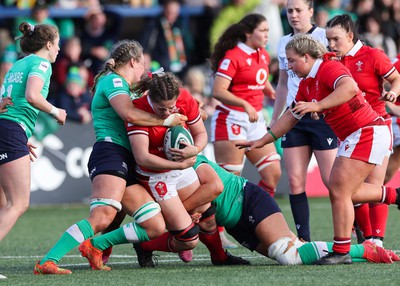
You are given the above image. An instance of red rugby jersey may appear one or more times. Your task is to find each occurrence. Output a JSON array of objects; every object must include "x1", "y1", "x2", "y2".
[
  {"x1": 340, "y1": 41, "x2": 396, "y2": 117},
  {"x1": 126, "y1": 88, "x2": 201, "y2": 172},
  {"x1": 216, "y1": 42, "x2": 270, "y2": 112},
  {"x1": 296, "y1": 59, "x2": 379, "y2": 140}
]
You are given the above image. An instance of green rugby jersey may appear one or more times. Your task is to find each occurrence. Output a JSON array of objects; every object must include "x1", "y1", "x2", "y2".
[
  {"x1": 194, "y1": 155, "x2": 246, "y2": 228},
  {"x1": 0, "y1": 54, "x2": 52, "y2": 138},
  {"x1": 91, "y1": 73, "x2": 139, "y2": 151}
]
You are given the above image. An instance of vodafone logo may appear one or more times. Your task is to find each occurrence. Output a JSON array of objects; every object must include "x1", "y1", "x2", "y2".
[{"x1": 256, "y1": 69, "x2": 268, "y2": 84}]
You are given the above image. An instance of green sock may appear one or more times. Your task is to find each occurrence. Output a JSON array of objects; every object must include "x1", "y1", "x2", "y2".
[
  {"x1": 92, "y1": 222, "x2": 150, "y2": 251},
  {"x1": 40, "y1": 219, "x2": 94, "y2": 264},
  {"x1": 298, "y1": 242, "x2": 367, "y2": 265},
  {"x1": 349, "y1": 244, "x2": 367, "y2": 263}
]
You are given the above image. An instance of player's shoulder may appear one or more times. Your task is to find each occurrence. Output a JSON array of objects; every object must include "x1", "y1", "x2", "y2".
[
  {"x1": 224, "y1": 45, "x2": 246, "y2": 59},
  {"x1": 23, "y1": 54, "x2": 51, "y2": 73}
]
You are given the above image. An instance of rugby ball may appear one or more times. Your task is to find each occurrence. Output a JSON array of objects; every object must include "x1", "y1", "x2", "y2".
[{"x1": 164, "y1": 126, "x2": 194, "y2": 161}]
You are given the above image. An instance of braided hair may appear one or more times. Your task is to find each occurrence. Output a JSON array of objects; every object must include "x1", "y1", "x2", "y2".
[
  {"x1": 91, "y1": 39, "x2": 143, "y2": 94},
  {"x1": 133, "y1": 72, "x2": 181, "y2": 104}
]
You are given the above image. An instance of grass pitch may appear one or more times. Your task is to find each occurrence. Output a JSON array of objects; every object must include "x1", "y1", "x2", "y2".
[{"x1": 1, "y1": 197, "x2": 400, "y2": 286}]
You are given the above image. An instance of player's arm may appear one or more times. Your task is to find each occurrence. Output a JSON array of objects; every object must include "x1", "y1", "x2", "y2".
[
  {"x1": 25, "y1": 76, "x2": 66, "y2": 124},
  {"x1": 129, "y1": 133, "x2": 195, "y2": 170},
  {"x1": 170, "y1": 119, "x2": 208, "y2": 160},
  {"x1": 292, "y1": 76, "x2": 358, "y2": 115},
  {"x1": 380, "y1": 69, "x2": 400, "y2": 102},
  {"x1": 270, "y1": 69, "x2": 288, "y2": 126},
  {"x1": 181, "y1": 163, "x2": 223, "y2": 212},
  {"x1": 110, "y1": 94, "x2": 187, "y2": 127},
  {"x1": 236, "y1": 109, "x2": 298, "y2": 151},
  {"x1": 263, "y1": 79, "x2": 276, "y2": 100}
]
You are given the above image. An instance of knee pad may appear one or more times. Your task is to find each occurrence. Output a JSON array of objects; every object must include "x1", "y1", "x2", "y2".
[
  {"x1": 255, "y1": 153, "x2": 281, "y2": 171},
  {"x1": 90, "y1": 198, "x2": 122, "y2": 212},
  {"x1": 268, "y1": 237, "x2": 302, "y2": 265},
  {"x1": 132, "y1": 201, "x2": 161, "y2": 223},
  {"x1": 199, "y1": 205, "x2": 216, "y2": 223},
  {"x1": 218, "y1": 163, "x2": 244, "y2": 174},
  {"x1": 170, "y1": 222, "x2": 199, "y2": 242}
]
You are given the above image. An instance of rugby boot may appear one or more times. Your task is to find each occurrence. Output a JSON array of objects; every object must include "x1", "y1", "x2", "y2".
[
  {"x1": 34, "y1": 261, "x2": 72, "y2": 275},
  {"x1": 133, "y1": 243, "x2": 157, "y2": 267},
  {"x1": 211, "y1": 251, "x2": 250, "y2": 266},
  {"x1": 313, "y1": 252, "x2": 352, "y2": 265},
  {"x1": 79, "y1": 239, "x2": 111, "y2": 271}
]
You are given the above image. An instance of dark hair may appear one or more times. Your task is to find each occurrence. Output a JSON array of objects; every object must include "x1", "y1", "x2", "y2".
[
  {"x1": 287, "y1": 0, "x2": 314, "y2": 10},
  {"x1": 91, "y1": 39, "x2": 143, "y2": 94},
  {"x1": 17, "y1": 22, "x2": 58, "y2": 54},
  {"x1": 210, "y1": 13, "x2": 267, "y2": 73},
  {"x1": 326, "y1": 14, "x2": 359, "y2": 44},
  {"x1": 133, "y1": 72, "x2": 181, "y2": 104}
]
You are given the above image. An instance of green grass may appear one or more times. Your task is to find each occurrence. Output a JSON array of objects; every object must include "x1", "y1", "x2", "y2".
[{"x1": 1, "y1": 197, "x2": 400, "y2": 286}]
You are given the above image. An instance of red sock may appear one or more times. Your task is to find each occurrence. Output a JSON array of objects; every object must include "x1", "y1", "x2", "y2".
[
  {"x1": 369, "y1": 203, "x2": 388, "y2": 238},
  {"x1": 382, "y1": 186, "x2": 397, "y2": 204},
  {"x1": 354, "y1": 204, "x2": 372, "y2": 238},
  {"x1": 258, "y1": 180, "x2": 275, "y2": 197},
  {"x1": 199, "y1": 228, "x2": 228, "y2": 262},
  {"x1": 141, "y1": 232, "x2": 173, "y2": 252},
  {"x1": 332, "y1": 237, "x2": 351, "y2": 254}
]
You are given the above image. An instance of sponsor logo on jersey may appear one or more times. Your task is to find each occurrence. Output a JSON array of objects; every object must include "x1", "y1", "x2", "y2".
[
  {"x1": 246, "y1": 58, "x2": 252, "y2": 66},
  {"x1": 39, "y1": 61, "x2": 50, "y2": 72},
  {"x1": 113, "y1": 78, "x2": 123, "y2": 87},
  {"x1": 219, "y1": 59, "x2": 230, "y2": 71},
  {"x1": 255, "y1": 68, "x2": 267, "y2": 85}
]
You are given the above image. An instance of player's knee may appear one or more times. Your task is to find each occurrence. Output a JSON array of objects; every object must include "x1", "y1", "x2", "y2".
[
  {"x1": 268, "y1": 237, "x2": 302, "y2": 265},
  {"x1": 170, "y1": 222, "x2": 199, "y2": 243}
]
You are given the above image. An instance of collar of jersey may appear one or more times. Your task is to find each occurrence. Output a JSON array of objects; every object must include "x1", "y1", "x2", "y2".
[
  {"x1": 237, "y1": 42, "x2": 257, "y2": 55},
  {"x1": 345, "y1": 40, "x2": 363, "y2": 57},
  {"x1": 306, "y1": 59, "x2": 323, "y2": 78}
]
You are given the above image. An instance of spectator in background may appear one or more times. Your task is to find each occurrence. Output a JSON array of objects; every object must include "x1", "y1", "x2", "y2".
[
  {"x1": 209, "y1": 0, "x2": 260, "y2": 49},
  {"x1": 184, "y1": 67, "x2": 218, "y2": 118},
  {"x1": 140, "y1": 0, "x2": 193, "y2": 77},
  {"x1": 13, "y1": 0, "x2": 57, "y2": 41},
  {"x1": 56, "y1": 66, "x2": 92, "y2": 124},
  {"x1": 0, "y1": 29, "x2": 18, "y2": 86},
  {"x1": 349, "y1": 0, "x2": 374, "y2": 20},
  {"x1": 53, "y1": 37, "x2": 93, "y2": 95},
  {"x1": 80, "y1": 6, "x2": 117, "y2": 76},
  {"x1": 359, "y1": 11, "x2": 397, "y2": 60}
]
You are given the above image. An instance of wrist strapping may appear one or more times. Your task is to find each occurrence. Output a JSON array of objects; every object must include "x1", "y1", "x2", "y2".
[{"x1": 49, "y1": 105, "x2": 59, "y2": 118}]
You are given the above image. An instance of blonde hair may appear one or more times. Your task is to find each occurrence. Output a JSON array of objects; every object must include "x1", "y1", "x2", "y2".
[{"x1": 285, "y1": 34, "x2": 327, "y2": 58}]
